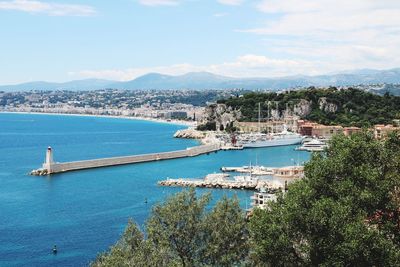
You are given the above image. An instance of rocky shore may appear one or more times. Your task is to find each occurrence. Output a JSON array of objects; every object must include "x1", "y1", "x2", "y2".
[
  {"x1": 173, "y1": 128, "x2": 206, "y2": 139},
  {"x1": 30, "y1": 169, "x2": 49, "y2": 176},
  {"x1": 158, "y1": 178, "x2": 283, "y2": 191}
]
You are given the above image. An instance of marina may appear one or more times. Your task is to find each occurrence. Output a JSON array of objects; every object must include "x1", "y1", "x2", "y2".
[
  {"x1": 158, "y1": 164, "x2": 304, "y2": 190},
  {"x1": 234, "y1": 103, "x2": 305, "y2": 148},
  {"x1": 221, "y1": 165, "x2": 304, "y2": 178}
]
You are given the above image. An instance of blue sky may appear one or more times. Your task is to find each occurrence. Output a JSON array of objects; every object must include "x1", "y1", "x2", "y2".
[{"x1": 1, "y1": 0, "x2": 399, "y2": 84}]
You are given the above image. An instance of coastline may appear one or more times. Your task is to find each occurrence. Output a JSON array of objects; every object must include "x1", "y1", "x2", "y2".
[{"x1": 0, "y1": 111, "x2": 196, "y2": 127}]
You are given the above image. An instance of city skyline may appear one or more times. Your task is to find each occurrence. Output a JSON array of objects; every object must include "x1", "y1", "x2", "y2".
[{"x1": 1, "y1": 0, "x2": 400, "y2": 84}]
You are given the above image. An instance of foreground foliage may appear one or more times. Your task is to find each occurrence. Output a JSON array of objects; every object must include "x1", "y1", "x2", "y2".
[
  {"x1": 93, "y1": 132, "x2": 400, "y2": 266},
  {"x1": 249, "y1": 132, "x2": 400, "y2": 266},
  {"x1": 91, "y1": 190, "x2": 247, "y2": 267}
]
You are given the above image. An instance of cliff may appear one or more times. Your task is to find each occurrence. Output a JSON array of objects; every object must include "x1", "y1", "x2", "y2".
[{"x1": 215, "y1": 88, "x2": 400, "y2": 127}]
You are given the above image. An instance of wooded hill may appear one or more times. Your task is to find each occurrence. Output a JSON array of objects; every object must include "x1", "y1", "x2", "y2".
[{"x1": 217, "y1": 88, "x2": 400, "y2": 127}]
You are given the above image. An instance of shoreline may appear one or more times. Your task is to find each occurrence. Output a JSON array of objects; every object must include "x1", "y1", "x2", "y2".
[{"x1": 0, "y1": 111, "x2": 197, "y2": 127}]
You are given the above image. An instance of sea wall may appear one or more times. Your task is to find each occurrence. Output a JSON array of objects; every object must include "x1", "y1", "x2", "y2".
[{"x1": 34, "y1": 144, "x2": 220, "y2": 175}]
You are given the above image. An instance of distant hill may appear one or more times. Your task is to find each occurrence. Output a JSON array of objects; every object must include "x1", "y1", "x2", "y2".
[
  {"x1": 0, "y1": 79, "x2": 115, "y2": 91},
  {"x1": 2, "y1": 69, "x2": 400, "y2": 91},
  {"x1": 363, "y1": 84, "x2": 400, "y2": 96},
  {"x1": 111, "y1": 72, "x2": 233, "y2": 90}
]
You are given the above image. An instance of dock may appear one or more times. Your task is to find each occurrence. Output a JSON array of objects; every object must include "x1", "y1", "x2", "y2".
[
  {"x1": 221, "y1": 165, "x2": 304, "y2": 178},
  {"x1": 31, "y1": 144, "x2": 221, "y2": 175}
]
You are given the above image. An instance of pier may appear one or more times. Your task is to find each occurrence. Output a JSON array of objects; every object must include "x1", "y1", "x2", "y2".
[{"x1": 31, "y1": 144, "x2": 221, "y2": 175}]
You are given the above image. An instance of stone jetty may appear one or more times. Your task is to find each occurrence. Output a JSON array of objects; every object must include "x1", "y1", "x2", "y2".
[
  {"x1": 31, "y1": 144, "x2": 220, "y2": 175},
  {"x1": 158, "y1": 177, "x2": 283, "y2": 191},
  {"x1": 173, "y1": 128, "x2": 206, "y2": 139}
]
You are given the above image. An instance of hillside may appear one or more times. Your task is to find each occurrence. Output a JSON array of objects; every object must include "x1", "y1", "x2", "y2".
[
  {"x1": 217, "y1": 88, "x2": 400, "y2": 127},
  {"x1": 2, "y1": 68, "x2": 400, "y2": 91}
]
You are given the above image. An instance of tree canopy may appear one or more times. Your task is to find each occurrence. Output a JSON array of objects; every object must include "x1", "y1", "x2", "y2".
[
  {"x1": 249, "y1": 132, "x2": 400, "y2": 266},
  {"x1": 218, "y1": 88, "x2": 400, "y2": 127},
  {"x1": 91, "y1": 190, "x2": 248, "y2": 267}
]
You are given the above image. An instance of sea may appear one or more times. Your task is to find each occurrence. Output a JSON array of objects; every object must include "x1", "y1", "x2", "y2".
[{"x1": 0, "y1": 113, "x2": 310, "y2": 266}]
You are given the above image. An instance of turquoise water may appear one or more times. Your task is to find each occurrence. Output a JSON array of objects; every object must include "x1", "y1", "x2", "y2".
[{"x1": 0, "y1": 113, "x2": 310, "y2": 266}]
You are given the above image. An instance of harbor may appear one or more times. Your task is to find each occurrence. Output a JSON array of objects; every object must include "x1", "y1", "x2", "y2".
[
  {"x1": 7, "y1": 113, "x2": 310, "y2": 266},
  {"x1": 158, "y1": 164, "x2": 304, "y2": 191}
]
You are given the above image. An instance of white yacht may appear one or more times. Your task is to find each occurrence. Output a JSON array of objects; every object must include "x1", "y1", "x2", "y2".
[
  {"x1": 238, "y1": 129, "x2": 304, "y2": 148},
  {"x1": 296, "y1": 139, "x2": 327, "y2": 152}
]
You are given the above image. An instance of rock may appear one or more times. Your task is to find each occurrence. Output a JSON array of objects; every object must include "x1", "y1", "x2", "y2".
[
  {"x1": 293, "y1": 99, "x2": 312, "y2": 117},
  {"x1": 318, "y1": 97, "x2": 338, "y2": 113},
  {"x1": 30, "y1": 169, "x2": 48, "y2": 176},
  {"x1": 174, "y1": 129, "x2": 206, "y2": 139},
  {"x1": 201, "y1": 104, "x2": 241, "y2": 131}
]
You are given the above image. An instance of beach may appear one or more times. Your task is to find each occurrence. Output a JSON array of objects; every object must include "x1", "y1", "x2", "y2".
[{"x1": 0, "y1": 110, "x2": 197, "y2": 127}]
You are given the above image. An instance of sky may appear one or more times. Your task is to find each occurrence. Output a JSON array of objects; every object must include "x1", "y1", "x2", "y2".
[{"x1": 0, "y1": 0, "x2": 400, "y2": 84}]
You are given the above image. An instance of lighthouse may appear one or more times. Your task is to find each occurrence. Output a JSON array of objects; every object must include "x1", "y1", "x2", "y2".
[{"x1": 42, "y1": 146, "x2": 54, "y2": 173}]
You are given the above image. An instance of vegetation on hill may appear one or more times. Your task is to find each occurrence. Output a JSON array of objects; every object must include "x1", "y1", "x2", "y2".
[
  {"x1": 217, "y1": 88, "x2": 400, "y2": 127},
  {"x1": 93, "y1": 132, "x2": 400, "y2": 266}
]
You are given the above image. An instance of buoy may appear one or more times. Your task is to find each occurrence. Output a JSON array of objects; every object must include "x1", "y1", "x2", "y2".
[{"x1": 53, "y1": 245, "x2": 57, "y2": 254}]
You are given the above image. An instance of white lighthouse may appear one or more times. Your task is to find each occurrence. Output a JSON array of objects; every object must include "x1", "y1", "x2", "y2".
[{"x1": 42, "y1": 146, "x2": 54, "y2": 173}]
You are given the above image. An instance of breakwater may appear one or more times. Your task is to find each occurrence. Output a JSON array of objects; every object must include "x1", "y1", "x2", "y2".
[
  {"x1": 31, "y1": 144, "x2": 220, "y2": 175},
  {"x1": 158, "y1": 178, "x2": 283, "y2": 191}
]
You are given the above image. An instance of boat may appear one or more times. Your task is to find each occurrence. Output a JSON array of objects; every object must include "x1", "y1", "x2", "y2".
[
  {"x1": 236, "y1": 103, "x2": 305, "y2": 148},
  {"x1": 237, "y1": 130, "x2": 304, "y2": 148},
  {"x1": 295, "y1": 139, "x2": 327, "y2": 152},
  {"x1": 221, "y1": 165, "x2": 273, "y2": 176}
]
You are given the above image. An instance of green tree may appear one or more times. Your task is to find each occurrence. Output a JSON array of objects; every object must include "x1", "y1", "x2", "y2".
[
  {"x1": 91, "y1": 220, "x2": 151, "y2": 267},
  {"x1": 249, "y1": 132, "x2": 400, "y2": 266},
  {"x1": 201, "y1": 195, "x2": 248, "y2": 266},
  {"x1": 146, "y1": 189, "x2": 211, "y2": 267},
  {"x1": 92, "y1": 189, "x2": 248, "y2": 267}
]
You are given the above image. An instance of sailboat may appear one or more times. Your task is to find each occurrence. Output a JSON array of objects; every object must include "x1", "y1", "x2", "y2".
[{"x1": 237, "y1": 102, "x2": 304, "y2": 148}]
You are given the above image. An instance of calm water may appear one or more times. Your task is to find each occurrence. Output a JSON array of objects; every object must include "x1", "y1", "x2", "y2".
[{"x1": 0, "y1": 113, "x2": 310, "y2": 266}]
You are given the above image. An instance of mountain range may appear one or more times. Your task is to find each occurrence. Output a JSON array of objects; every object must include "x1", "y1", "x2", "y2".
[{"x1": 1, "y1": 68, "x2": 400, "y2": 91}]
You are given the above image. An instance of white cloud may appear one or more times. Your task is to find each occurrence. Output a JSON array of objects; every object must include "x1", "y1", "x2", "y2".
[
  {"x1": 217, "y1": 0, "x2": 243, "y2": 5},
  {"x1": 138, "y1": 0, "x2": 244, "y2": 7},
  {"x1": 69, "y1": 54, "x2": 318, "y2": 81},
  {"x1": 0, "y1": 0, "x2": 96, "y2": 16},
  {"x1": 69, "y1": 64, "x2": 203, "y2": 81},
  {"x1": 138, "y1": 0, "x2": 180, "y2": 6},
  {"x1": 238, "y1": 0, "x2": 400, "y2": 72}
]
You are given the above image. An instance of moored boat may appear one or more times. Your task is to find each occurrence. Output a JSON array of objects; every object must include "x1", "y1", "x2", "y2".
[
  {"x1": 296, "y1": 139, "x2": 327, "y2": 152},
  {"x1": 237, "y1": 129, "x2": 304, "y2": 148}
]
